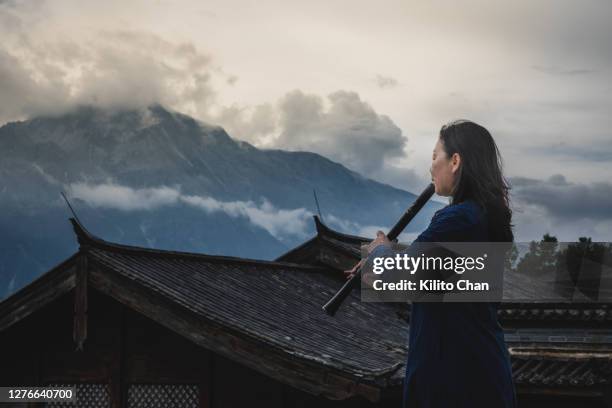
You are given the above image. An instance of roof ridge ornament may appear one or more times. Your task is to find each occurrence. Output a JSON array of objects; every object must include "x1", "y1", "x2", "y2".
[
  {"x1": 69, "y1": 217, "x2": 100, "y2": 248},
  {"x1": 313, "y1": 214, "x2": 328, "y2": 235},
  {"x1": 61, "y1": 191, "x2": 101, "y2": 248},
  {"x1": 313, "y1": 215, "x2": 370, "y2": 243},
  {"x1": 60, "y1": 191, "x2": 84, "y2": 223}
]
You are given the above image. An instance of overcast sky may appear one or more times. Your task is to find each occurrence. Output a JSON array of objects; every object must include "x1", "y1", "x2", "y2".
[{"x1": 1, "y1": 0, "x2": 611, "y2": 241}]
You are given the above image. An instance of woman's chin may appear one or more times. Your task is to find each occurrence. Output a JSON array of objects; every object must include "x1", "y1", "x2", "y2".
[{"x1": 435, "y1": 187, "x2": 449, "y2": 197}]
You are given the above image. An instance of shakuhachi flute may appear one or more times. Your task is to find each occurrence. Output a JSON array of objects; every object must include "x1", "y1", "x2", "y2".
[{"x1": 322, "y1": 183, "x2": 435, "y2": 316}]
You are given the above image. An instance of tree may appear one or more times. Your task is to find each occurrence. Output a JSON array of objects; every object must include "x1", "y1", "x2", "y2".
[
  {"x1": 504, "y1": 243, "x2": 519, "y2": 273},
  {"x1": 516, "y1": 233, "x2": 558, "y2": 278}
]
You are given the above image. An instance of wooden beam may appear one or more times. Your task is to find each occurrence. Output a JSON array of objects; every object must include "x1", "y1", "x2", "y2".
[
  {"x1": 0, "y1": 259, "x2": 77, "y2": 332},
  {"x1": 107, "y1": 301, "x2": 126, "y2": 408},
  {"x1": 73, "y1": 254, "x2": 88, "y2": 351},
  {"x1": 517, "y1": 385, "x2": 604, "y2": 397},
  {"x1": 199, "y1": 351, "x2": 210, "y2": 408}
]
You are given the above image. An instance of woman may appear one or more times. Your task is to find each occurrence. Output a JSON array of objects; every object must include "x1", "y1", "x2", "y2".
[{"x1": 347, "y1": 120, "x2": 517, "y2": 407}]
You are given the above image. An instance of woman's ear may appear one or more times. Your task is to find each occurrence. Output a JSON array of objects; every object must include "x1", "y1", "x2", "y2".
[{"x1": 450, "y1": 153, "x2": 461, "y2": 174}]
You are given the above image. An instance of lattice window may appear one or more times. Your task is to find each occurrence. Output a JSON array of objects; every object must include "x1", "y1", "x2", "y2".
[
  {"x1": 46, "y1": 383, "x2": 110, "y2": 408},
  {"x1": 127, "y1": 384, "x2": 199, "y2": 408}
]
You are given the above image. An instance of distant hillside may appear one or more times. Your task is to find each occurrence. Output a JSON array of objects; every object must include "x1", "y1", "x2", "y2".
[{"x1": 0, "y1": 104, "x2": 441, "y2": 297}]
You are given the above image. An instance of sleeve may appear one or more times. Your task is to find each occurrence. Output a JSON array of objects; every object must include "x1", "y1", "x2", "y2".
[
  {"x1": 361, "y1": 205, "x2": 474, "y2": 300},
  {"x1": 367, "y1": 242, "x2": 394, "y2": 259},
  {"x1": 413, "y1": 205, "x2": 474, "y2": 243},
  {"x1": 364, "y1": 205, "x2": 472, "y2": 264}
]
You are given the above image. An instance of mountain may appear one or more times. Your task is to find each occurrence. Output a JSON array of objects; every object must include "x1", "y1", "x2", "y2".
[{"x1": 0, "y1": 104, "x2": 441, "y2": 298}]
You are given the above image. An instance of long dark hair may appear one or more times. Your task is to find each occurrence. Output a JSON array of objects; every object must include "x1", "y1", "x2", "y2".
[{"x1": 439, "y1": 119, "x2": 513, "y2": 242}]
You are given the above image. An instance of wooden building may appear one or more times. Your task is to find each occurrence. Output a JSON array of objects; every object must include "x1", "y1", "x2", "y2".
[
  {"x1": 0, "y1": 218, "x2": 407, "y2": 407},
  {"x1": 0, "y1": 215, "x2": 611, "y2": 407}
]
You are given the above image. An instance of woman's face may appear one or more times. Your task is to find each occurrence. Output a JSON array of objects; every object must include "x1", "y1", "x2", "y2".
[{"x1": 430, "y1": 137, "x2": 461, "y2": 196}]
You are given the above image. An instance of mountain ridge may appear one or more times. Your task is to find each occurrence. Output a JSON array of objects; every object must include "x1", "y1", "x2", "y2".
[{"x1": 0, "y1": 104, "x2": 440, "y2": 297}]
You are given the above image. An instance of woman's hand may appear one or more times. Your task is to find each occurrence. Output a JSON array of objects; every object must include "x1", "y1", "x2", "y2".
[
  {"x1": 343, "y1": 259, "x2": 365, "y2": 279},
  {"x1": 366, "y1": 230, "x2": 391, "y2": 254},
  {"x1": 343, "y1": 230, "x2": 391, "y2": 280}
]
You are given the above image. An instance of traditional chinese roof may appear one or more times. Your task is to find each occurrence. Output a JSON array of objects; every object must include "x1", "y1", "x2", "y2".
[
  {"x1": 278, "y1": 216, "x2": 612, "y2": 319},
  {"x1": 510, "y1": 348, "x2": 612, "y2": 390},
  {"x1": 1, "y1": 215, "x2": 611, "y2": 398},
  {"x1": 0, "y1": 217, "x2": 410, "y2": 402},
  {"x1": 499, "y1": 305, "x2": 612, "y2": 323},
  {"x1": 276, "y1": 216, "x2": 367, "y2": 270},
  {"x1": 276, "y1": 216, "x2": 612, "y2": 396}
]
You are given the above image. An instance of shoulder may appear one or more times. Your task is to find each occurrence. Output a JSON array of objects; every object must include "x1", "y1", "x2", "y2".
[
  {"x1": 434, "y1": 200, "x2": 483, "y2": 225},
  {"x1": 415, "y1": 200, "x2": 485, "y2": 242}
]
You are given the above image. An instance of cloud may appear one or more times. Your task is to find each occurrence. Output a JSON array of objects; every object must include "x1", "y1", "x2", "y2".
[
  {"x1": 531, "y1": 65, "x2": 597, "y2": 76},
  {"x1": 273, "y1": 90, "x2": 407, "y2": 175},
  {"x1": 526, "y1": 144, "x2": 612, "y2": 163},
  {"x1": 181, "y1": 194, "x2": 313, "y2": 239},
  {"x1": 68, "y1": 181, "x2": 398, "y2": 242},
  {"x1": 226, "y1": 74, "x2": 238, "y2": 85},
  {"x1": 367, "y1": 161, "x2": 431, "y2": 193},
  {"x1": 68, "y1": 182, "x2": 181, "y2": 210},
  {"x1": 0, "y1": 47, "x2": 72, "y2": 122},
  {"x1": 2, "y1": 0, "x2": 609, "y2": 202},
  {"x1": 510, "y1": 174, "x2": 612, "y2": 221},
  {"x1": 509, "y1": 174, "x2": 612, "y2": 241},
  {"x1": 0, "y1": 5, "x2": 220, "y2": 123},
  {"x1": 214, "y1": 103, "x2": 278, "y2": 144},
  {"x1": 2, "y1": 2, "x2": 417, "y2": 192},
  {"x1": 216, "y1": 89, "x2": 413, "y2": 187},
  {"x1": 325, "y1": 214, "x2": 420, "y2": 243},
  {"x1": 375, "y1": 74, "x2": 398, "y2": 89},
  {"x1": 67, "y1": 182, "x2": 315, "y2": 240}
]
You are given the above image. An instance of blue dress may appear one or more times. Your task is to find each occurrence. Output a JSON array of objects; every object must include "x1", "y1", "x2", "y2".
[{"x1": 367, "y1": 200, "x2": 517, "y2": 408}]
